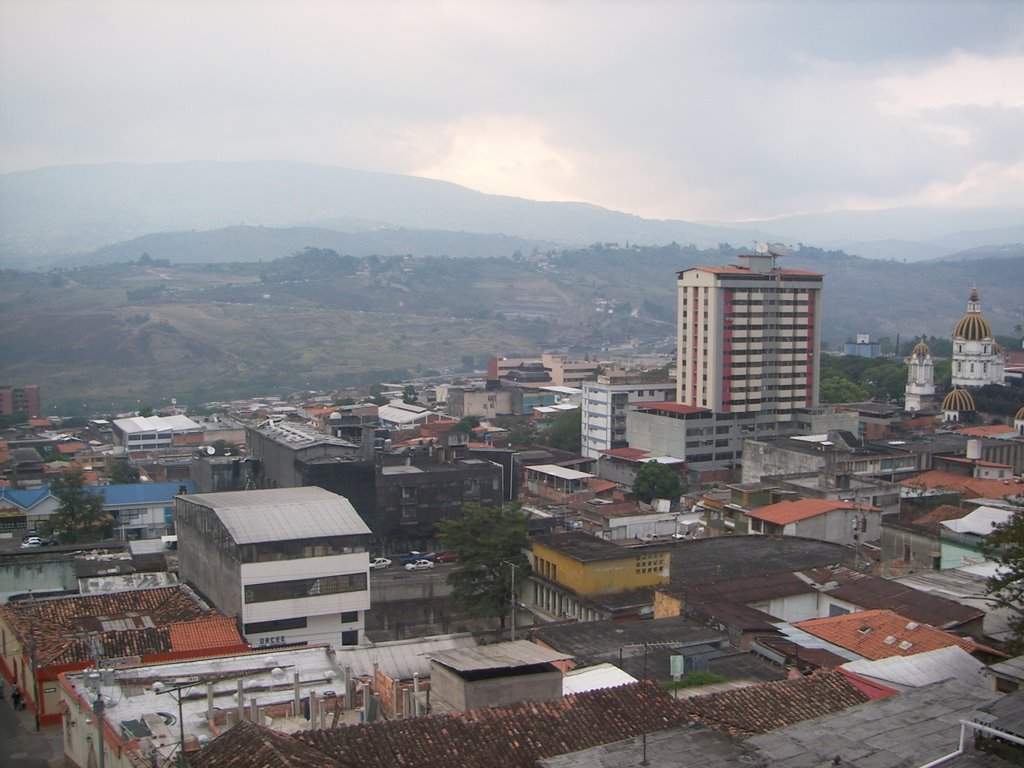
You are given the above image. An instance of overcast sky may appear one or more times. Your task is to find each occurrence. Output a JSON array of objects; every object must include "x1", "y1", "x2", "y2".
[{"x1": 1, "y1": 0, "x2": 1022, "y2": 222}]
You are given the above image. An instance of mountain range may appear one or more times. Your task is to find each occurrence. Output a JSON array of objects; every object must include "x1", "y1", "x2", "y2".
[{"x1": 1, "y1": 161, "x2": 1021, "y2": 268}]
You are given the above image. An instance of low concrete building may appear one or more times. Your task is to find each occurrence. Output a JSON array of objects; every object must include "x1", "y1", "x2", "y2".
[
  {"x1": 59, "y1": 645, "x2": 345, "y2": 768},
  {"x1": 427, "y1": 640, "x2": 570, "y2": 712},
  {"x1": 176, "y1": 487, "x2": 372, "y2": 649}
]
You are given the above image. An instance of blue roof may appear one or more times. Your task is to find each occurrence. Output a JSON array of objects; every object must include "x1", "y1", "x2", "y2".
[
  {"x1": 0, "y1": 486, "x2": 55, "y2": 511},
  {"x1": 89, "y1": 481, "x2": 196, "y2": 506}
]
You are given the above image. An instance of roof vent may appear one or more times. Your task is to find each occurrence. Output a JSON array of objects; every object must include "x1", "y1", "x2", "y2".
[
  {"x1": 898, "y1": 641, "x2": 913, "y2": 650},
  {"x1": 905, "y1": 622, "x2": 919, "y2": 631},
  {"x1": 883, "y1": 636, "x2": 897, "y2": 645}
]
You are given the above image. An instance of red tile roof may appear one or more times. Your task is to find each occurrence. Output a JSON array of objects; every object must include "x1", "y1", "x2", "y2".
[
  {"x1": 0, "y1": 586, "x2": 218, "y2": 667},
  {"x1": 955, "y1": 424, "x2": 1016, "y2": 437},
  {"x1": 681, "y1": 670, "x2": 869, "y2": 739},
  {"x1": 600, "y1": 447, "x2": 650, "y2": 460},
  {"x1": 168, "y1": 616, "x2": 248, "y2": 653},
  {"x1": 193, "y1": 671, "x2": 876, "y2": 767},
  {"x1": 204, "y1": 682, "x2": 693, "y2": 768},
  {"x1": 746, "y1": 498, "x2": 860, "y2": 525},
  {"x1": 792, "y1": 609, "x2": 1002, "y2": 661},
  {"x1": 901, "y1": 470, "x2": 1024, "y2": 500}
]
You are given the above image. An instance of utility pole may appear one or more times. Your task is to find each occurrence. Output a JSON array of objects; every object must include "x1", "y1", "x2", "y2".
[
  {"x1": 502, "y1": 560, "x2": 519, "y2": 642},
  {"x1": 84, "y1": 635, "x2": 107, "y2": 768},
  {"x1": 153, "y1": 680, "x2": 192, "y2": 768},
  {"x1": 28, "y1": 591, "x2": 40, "y2": 731}
]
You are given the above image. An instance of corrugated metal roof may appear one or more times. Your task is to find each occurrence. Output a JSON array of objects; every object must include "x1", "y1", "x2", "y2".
[
  {"x1": 562, "y1": 663, "x2": 637, "y2": 695},
  {"x1": 334, "y1": 633, "x2": 478, "y2": 679},
  {"x1": 840, "y1": 646, "x2": 984, "y2": 687},
  {"x1": 113, "y1": 415, "x2": 202, "y2": 434},
  {"x1": 97, "y1": 481, "x2": 195, "y2": 506},
  {"x1": 528, "y1": 464, "x2": 593, "y2": 481},
  {"x1": 180, "y1": 487, "x2": 370, "y2": 543},
  {"x1": 941, "y1": 505, "x2": 1012, "y2": 535},
  {"x1": 429, "y1": 640, "x2": 573, "y2": 672}
]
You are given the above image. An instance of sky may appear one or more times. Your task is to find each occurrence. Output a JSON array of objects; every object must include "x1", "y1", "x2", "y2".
[{"x1": 1, "y1": 0, "x2": 1023, "y2": 222}]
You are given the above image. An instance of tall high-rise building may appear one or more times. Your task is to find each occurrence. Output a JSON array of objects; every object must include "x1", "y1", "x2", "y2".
[
  {"x1": 675, "y1": 251, "x2": 823, "y2": 421},
  {"x1": 0, "y1": 384, "x2": 40, "y2": 418},
  {"x1": 619, "y1": 249, "x2": 847, "y2": 469}
]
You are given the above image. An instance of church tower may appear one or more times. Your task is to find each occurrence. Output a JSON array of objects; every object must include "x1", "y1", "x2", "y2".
[
  {"x1": 904, "y1": 340, "x2": 935, "y2": 412},
  {"x1": 951, "y1": 287, "x2": 1004, "y2": 388}
]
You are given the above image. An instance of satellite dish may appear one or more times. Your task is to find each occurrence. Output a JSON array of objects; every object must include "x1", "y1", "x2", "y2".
[
  {"x1": 755, "y1": 242, "x2": 768, "y2": 254},
  {"x1": 768, "y1": 243, "x2": 789, "y2": 257},
  {"x1": 206, "y1": 446, "x2": 216, "y2": 455}
]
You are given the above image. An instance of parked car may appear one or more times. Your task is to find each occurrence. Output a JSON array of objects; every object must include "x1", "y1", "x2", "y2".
[
  {"x1": 20, "y1": 536, "x2": 42, "y2": 548},
  {"x1": 400, "y1": 551, "x2": 436, "y2": 564},
  {"x1": 404, "y1": 559, "x2": 434, "y2": 571},
  {"x1": 370, "y1": 557, "x2": 392, "y2": 570},
  {"x1": 435, "y1": 551, "x2": 459, "y2": 563}
]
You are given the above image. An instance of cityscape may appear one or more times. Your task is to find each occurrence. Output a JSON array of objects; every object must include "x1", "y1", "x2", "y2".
[{"x1": 2, "y1": 2, "x2": 1024, "y2": 768}]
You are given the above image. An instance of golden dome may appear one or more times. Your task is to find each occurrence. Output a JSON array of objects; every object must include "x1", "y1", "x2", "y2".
[
  {"x1": 953, "y1": 287, "x2": 993, "y2": 341},
  {"x1": 910, "y1": 340, "x2": 931, "y2": 358},
  {"x1": 941, "y1": 388, "x2": 975, "y2": 412},
  {"x1": 1016, "y1": 404, "x2": 1024, "y2": 421}
]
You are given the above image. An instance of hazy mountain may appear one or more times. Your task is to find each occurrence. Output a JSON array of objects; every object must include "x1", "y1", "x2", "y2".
[
  {"x1": 721, "y1": 207, "x2": 1024, "y2": 261},
  {"x1": 69, "y1": 225, "x2": 553, "y2": 266},
  {"x1": 932, "y1": 243, "x2": 1024, "y2": 262},
  {"x1": 0, "y1": 161, "x2": 780, "y2": 267}
]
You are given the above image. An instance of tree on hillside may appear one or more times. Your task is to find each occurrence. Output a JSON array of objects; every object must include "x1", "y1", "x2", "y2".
[
  {"x1": 138, "y1": 405, "x2": 154, "y2": 418},
  {"x1": 541, "y1": 409, "x2": 581, "y2": 452},
  {"x1": 50, "y1": 471, "x2": 113, "y2": 543},
  {"x1": 438, "y1": 502, "x2": 531, "y2": 628},
  {"x1": 980, "y1": 505, "x2": 1024, "y2": 654},
  {"x1": 633, "y1": 461, "x2": 685, "y2": 503},
  {"x1": 110, "y1": 462, "x2": 140, "y2": 484},
  {"x1": 402, "y1": 385, "x2": 418, "y2": 405}
]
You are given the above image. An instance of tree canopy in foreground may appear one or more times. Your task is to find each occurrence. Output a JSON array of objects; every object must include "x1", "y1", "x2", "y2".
[{"x1": 438, "y1": 502, "x2": 531, "y2": 628}]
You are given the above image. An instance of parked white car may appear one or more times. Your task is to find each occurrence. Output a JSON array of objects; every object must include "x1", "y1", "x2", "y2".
[
  {"x1": 370, "y1": 557, "x2": 392, "y2": 570},
  {"x1": 404, "y1": 559, "x2": 435, "y2": 571}
]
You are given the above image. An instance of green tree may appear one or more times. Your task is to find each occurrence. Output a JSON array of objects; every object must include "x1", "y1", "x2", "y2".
[
  {"x1": 138, "y1": 405, "x2": 154, "y2": 417},
  {"x1": 633, "y1": 461, "x2": 685, "y2": 503},
  {"x1": 109, "y1": 462, "x2": 140, "y2": 484},
  {"x1": 541, "y1": 409, "x2": 581, "y2": 452},
  {"x1": 451, "y1": 416, "x2": 481, "y2": 434},
  {"x1": 980, "y1": 505, "x2": 1024, "y2": 654},
  {"x1": 50, "y1": 471, "x2": 113, "y2": 543},
  {"x1": 368, "y1": 384, "x2": 387, "y2": 406},
  {"x1": 438, "y1": 502, "x2": 532, "y2": 627},
  {"x1": 402, "y1": 385, "x2": 418, "y2": 405},
  {"x1": 506, "y1": 420, "x2": 538, "y2": 446},
  {"x1": 819, "y1": 374, "x2": 870, "y2": 404}
]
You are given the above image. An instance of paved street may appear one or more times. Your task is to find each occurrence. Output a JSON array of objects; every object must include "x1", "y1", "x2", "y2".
[{"x1": 0, "y1": 693, "x2": 67, "y2": 767}]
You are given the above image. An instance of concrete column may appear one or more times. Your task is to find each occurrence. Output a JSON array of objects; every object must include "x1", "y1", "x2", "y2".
[{"x1": 236, "y1": 680, "x2": 244, "y2": 721}]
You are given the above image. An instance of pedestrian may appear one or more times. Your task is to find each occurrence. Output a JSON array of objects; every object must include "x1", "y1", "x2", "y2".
[{"x1": 11, "y1": 684, "x2": 21, "y2": 710}]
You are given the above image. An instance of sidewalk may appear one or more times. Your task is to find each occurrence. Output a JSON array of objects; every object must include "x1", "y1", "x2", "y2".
[{"x1": 1, "y1": 694, "x2": 69, "y2": 768}]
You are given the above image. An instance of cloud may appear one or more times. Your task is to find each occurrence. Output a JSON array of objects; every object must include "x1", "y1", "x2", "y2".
[{"x1": 1, "y1": 0, "x2": 1022, "y2": 220}]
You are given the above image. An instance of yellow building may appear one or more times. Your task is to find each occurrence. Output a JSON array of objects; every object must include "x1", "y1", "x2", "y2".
[{"x1": 529, "y1": 532, "x2": 669, "y2": 622}]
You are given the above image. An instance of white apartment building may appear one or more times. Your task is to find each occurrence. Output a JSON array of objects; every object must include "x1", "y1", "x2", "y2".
[
  {"x1": 676, "y1": 252, "x2": 823, "y2": 418},
  {"x1": 622, "y1": 251, "x2": 844, "y2": 471},
  {"x1": 175, "y1": 487, "x2": 371, "y2": 650},
  {"x1": 581, "y1": 377, "x2": 676, "y2": 458},
  {"x1": 112, "y1": 414, "x2": 204, "y2": 451}
]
